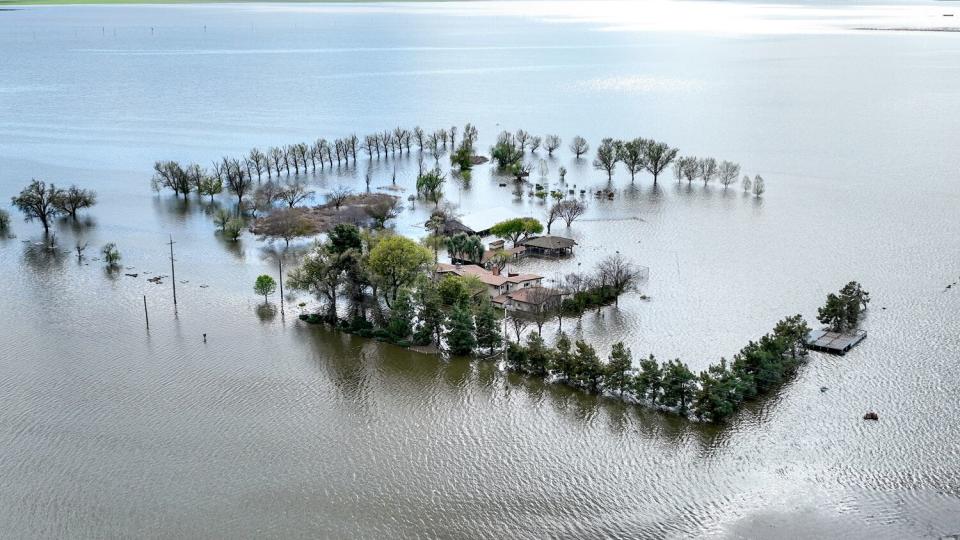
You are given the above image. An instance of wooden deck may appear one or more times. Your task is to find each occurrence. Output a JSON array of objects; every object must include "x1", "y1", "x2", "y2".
[{"x1": 806, "y1": 329, "x2": 867, "y2": 355}]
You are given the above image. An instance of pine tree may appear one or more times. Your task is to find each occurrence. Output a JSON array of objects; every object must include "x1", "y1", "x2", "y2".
[
  {"x1": 414, "y1": 279, "x2": 445, "y2": 346},
  {"x1": 633, "y1": 354, "x2": 663, "y2": 404},
  {"x1": 525, "y1": 333, "x2": 552, "y2": 376},
  {"x1": 551, "y1": 333, "x2": 575, "y2": 381},
  {"x1": 692, "y1": 359, "x2": 737, "y2": 423},
  {"x1": 473, "y1": 298, "x2": 502, "y2": 354},
  {"x1": 445, "y1": 303, "x2": 476, "y2": 356},
  {"x1": 572, "y1": 340, "x2": 604, "y2": 392},
  {"x1": 605, "y1": 342, "x2": 634, "y2": 396},
  {"x1": 660, "y1": 359, "x2": 696, "y2": 415}
]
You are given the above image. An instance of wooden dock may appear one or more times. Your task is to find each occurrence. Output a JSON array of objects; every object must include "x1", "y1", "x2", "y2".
[{"x1": 806, "y1": 329, "x2": 867, "y2": 355}]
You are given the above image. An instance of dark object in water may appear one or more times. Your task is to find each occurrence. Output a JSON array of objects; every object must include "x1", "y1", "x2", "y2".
[
  {"x1": 820, "y1": 386, "x2": 828, "y2": 393},
  {"x1": 124, "y1": 273, "x2": 138, "y2": 278},
  {"x1": 863, "y1": 411, "x2": 879, "y2": 421}
]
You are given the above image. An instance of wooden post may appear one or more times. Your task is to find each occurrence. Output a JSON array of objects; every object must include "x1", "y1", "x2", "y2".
[
  {"x1": 168, "y1": 235, "x2": 177, "y2": 306},
  {"x1": 143, "y1": 295, "x2": 149, "y2": 328},
  {"x1": 278, "y1": 257, "x2": 284, "y2": 314}
]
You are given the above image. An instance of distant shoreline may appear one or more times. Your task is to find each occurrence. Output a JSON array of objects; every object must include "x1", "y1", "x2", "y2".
[{"x1": 0, "y1": 0, "x2": 450, "y2": 5}]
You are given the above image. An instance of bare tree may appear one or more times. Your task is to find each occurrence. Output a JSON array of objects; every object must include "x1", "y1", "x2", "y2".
[
  {"x1": 752, "y1": 174, "x2": 765, "y2": 197},
  {"x1": 558, "y1": 199, "x2": 586, "y2": 227},
  {"x1": 718, "y1": 161, "x2": 740, "y2": 189},
  {"x1": 53, "y1": 185, "x2": 97, "y2": 220},
  {"x1": 544, "y1": 134, "x2": 561, "y2": 155},
  {"x1": 327, "y1": 186, "x2": 353, "y2": 211},
  {"x1": 545, "y1": 203, "x2": 563, "y2": 234},
  {"x1": 598, "y1": 254, "x2": 644, "y2": 305},
  {"x1": 508, "y1": 313, "x2": 530, "y2": 343},
  {"x1": 413, "y1": 126, "x2": 426, "y2": 151},
  {"x1": 524, "y1": 286, "x2": 562, "y2": 336},
  {"x1": 365, "y1": 197, "x2": 402, "y2": 228},
  {"x1": 269, "y1": 147, "x2": 284, "y2": 177},
  {"x1": 742, "y1": 175, "x2": 752, "y2": 193},
  {"x1": 151, "y1": 161, "x2": 191, "y2": 199},
  {"x1": 347, "y1": 134, "x2": 359, "y2": 161},
  {"x1": 254, "y1": 208, "x2": 319, "y2": 247},
  {"x1": 529, "y1": 136, "x2": 542, "y2": 153},
  {"x1": 392, "y1": 127, "x2": 408, "y2": 155},
  {"x1": 593, "y1": 138, "x2": 618, "y2": 181},
  {"x1": 249, "y1": 148, "x2": 268, "y2": 182},
  {"x1": 569, "y1": 135, "x2": 589, "y2": 158},
  {"x1": 226, "y1": 166, "x2": 254, "y2": 207},
  {"x1": 515, "y1": 129, "x2": 530, "y2": 152},
  {"x1": 642, "y1": 140, "x2": 678, "y2": 186},
  {"x1": 462, "y1": 123, "x2": 478, "y2": 146},
  {"x1": 278, "y1": 180, "x2": 315, "y2": 208},
  {"x1": 698, "y1": 157, "x2": 718, "y2": 186}
]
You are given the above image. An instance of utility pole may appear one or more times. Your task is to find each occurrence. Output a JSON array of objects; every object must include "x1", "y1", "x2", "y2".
[
  {"x1": 143, "y1": 295, "x2": 149, "y2": 329},
  {"x1": 168, "y1": 235, "x2": 177, "y2": 306},
  {"x1": 278, "y1": 257, "x2": 284, "y2": 315}
]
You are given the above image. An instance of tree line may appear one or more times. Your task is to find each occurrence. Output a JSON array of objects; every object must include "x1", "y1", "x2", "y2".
[{"x1": 506, "y1": 313, "x2": 812, "y2": 424}]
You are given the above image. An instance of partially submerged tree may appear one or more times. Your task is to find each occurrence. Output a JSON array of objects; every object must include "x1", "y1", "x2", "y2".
[
  {"x1": 543, "y1": 134, "x2": 561, "y2": 155},
  {"x1": 615, "y1": 138, "x2": 645, "y2": 182},
  {"x1": 416, "y1": 168, "x2": 446, "y2": 207},
  {"x1": 256, "y1": 208, "x2": 318, "y2": 247},
  {"x1": 278, "y1": 180, "x2": 315, "y2": 208},
  {"x1": 11, "y1": 179, "x2": 62, "y2": 234},
  {"x1": 593, "y1": 138, "x2": 619, "y2": 181},
  {"x1": 151, "y1": 161, "x2": 191, "y2": 198},
  {"x1": 327, "y1": 186, "x2": 353, "y2": 211},
  {"x1": 365, "y1": 197, "x2": 402, "y2": 229},
  {"x1": 254, "y1": 274, "x2": 277, "y2": 302},
  {"x1": 558, "y1": 199, "x2": 586, "y2": 228},
  {"x1": 718, "y1": 161, "x2": 741, "y2": 189},
  {"x1": 53, "y1": 185, "x2": 96, "y2": 220},
  {"x1": 752, "y1": 175, "x2": 765, "y2": 197},
  {"x1": 489, "y1": 217, "x2": 543, "y2": 247},
  {"x1": 642, "y1": 140, "x2": 678, "y2": 185},
  {"x1": 597, "y1": 253, "x2": 644, "y2": 305},
  {"x1": 101, "y1": 242, "x2": 121, "y2": 268},
  {"x1": 569, "y1": 135, "x2": 589, "y2": 159}
]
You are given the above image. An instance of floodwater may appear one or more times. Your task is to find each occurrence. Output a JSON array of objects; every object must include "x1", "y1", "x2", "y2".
[{"x1": 1, "y1": 2, "x2": 959, "y2": 537}]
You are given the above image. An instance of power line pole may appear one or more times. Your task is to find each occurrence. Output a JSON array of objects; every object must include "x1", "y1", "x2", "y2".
[
  {"x1": 168, "y1": 234, "x2": 177, "y2": 306},
  {"x1": 143, "y1": 295, "x2": 149, "y2": 329},
  {"x1": 278, "y1": 257, "x2": 284, "y2": 315}
]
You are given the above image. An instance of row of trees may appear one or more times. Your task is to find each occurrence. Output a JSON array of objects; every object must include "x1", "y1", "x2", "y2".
[
  {"x1": 506, "y1": 314, "x2": 812, "y2": 423},
  {"x1": 9, "y1": 179, "x2": 97, "y2": 234}
]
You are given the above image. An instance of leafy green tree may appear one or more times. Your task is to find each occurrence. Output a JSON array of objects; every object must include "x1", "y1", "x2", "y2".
[
  {"x1": 489, "y1": 217, "x2": 543, "y2": 247},
  {"x1": 660, "y1": 359, "x2": 696, "y2": 414},
  {"x1": 327, "y1": 223, "x2": 363, "y2": 254},
  {"x1": 445, "y1": 232, "x2": 484, "y2": 264},
  {"x1": 199, "y1": 175, "x2": 223, "y2": 202},
  {"x1": 473, "y1": 298, "x2": 502, "y2": 354},
  {"x1": 224, "y1": 218, "x2": 245, "y2": 241},
  {"x1": 368, "y1": 235, "x2": 432, "y2": 307},
  {"x1": 593, "y1": 138, "x2": 619, "y2": 181},
  {"x1": 413, "y1": 277, "x2": 445, "y2": 346},
  {"x1": 445, "y1": 303, "x2": 476, "y2": 356},
  {"x1": 437, "y1": 274, "x2": 485, "y2": 306},
  {"x1": 101, "y1": 242, "x2": 121, "y2": 268},
  {"x1": 254, "y1": 275, "x2": 277, "y2": 302},
  {"x1": 506, "y1": 342, "x2": 529, "y2": 372},
  {"x1": 386, "y1": 289, "x2": 415, "y2": 343},
  {"x1": 490, "y1": 131, "x2": 523, "y2": 167},
  {"x1": 633, "y1": 354, "x2": 663, "y2": 404},
  {"x1": 213, "y1": 208, "x2": 231, "y2": 231},
  {"x1": 287, "y1": 241, "x2": 348, "y2": 322},
  {"x1": 416, "y1": 168, "x2": 446, "y2": 207},
  {"x1": 11, "y1": 179, "x2": 62, "y2": 234},
  {"x1": 840, "y1": 281, "x2": 870, "y2": 311},
  {"x1": 642, "y1": 140, "x2": 678, "y2": 185},
  {"x1": 605, "y1": 342, "x2": 634, "y2": 396}
]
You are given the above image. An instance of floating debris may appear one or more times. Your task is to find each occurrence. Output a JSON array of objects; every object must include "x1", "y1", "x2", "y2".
[
  {"x1": 199, "y1": 284, "x2": 209, "y2": 288},
  {"x1": 124, "y1": 273, "x2": 138, "y2": 278},
  {"x1": 820, "y1": 386, "x2": 828, "y2": 393},
  {"x1": 863, "y1": 411, "x2": 879, "y2": 421},
  {"x1": 180, "y1": 280, "x2": 188, "y2": 284}
]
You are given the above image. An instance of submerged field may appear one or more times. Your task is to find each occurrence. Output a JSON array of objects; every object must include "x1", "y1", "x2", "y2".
[{"x1": 1, "y1": 2, "x2": 959, "y2": 538}]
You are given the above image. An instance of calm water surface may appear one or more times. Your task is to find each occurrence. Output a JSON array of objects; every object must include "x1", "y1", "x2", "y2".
[{"x1": 1, "y1": 2, "x2": 959, "y2": 538}]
